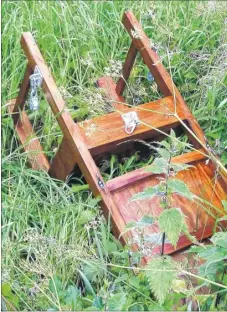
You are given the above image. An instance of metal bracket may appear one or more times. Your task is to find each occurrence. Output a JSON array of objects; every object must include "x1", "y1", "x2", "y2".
[
  {"x1": 96, "y1": 172, "x2": 108, "y2": 193},
  {"x1": 121, "y1": 111, "x2": 139, "y2": 134},
  {"x1": 29, "y1": 66, "x2": 43, "y2": 111}
]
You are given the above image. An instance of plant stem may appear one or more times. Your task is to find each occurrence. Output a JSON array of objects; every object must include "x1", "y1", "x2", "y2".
[
  {"x1": 161, "y1": 232, "x2": 166, "y2": 256},
  {"x1": 215, "y1": 267, "x2": 226, "y2": 308},
  {"x1": 160, "y1": 152, "x2": 172, "y2": 256}
]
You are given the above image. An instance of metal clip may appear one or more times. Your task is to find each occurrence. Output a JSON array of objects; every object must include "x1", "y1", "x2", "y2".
[
  {"x1": 121, "y1": 111, "x2": 139, "y2": 134},
  {"x1": 29, "y1": 66, "x2": 43, "y2": 111},
  {"x1": 96, "y1": 172, "x2": 107, "y2": 193}
]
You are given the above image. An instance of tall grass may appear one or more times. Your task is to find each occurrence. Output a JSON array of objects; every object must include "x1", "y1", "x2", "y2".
[{"x1": 2, "y1": 1, "x2": 227, "y2": 310}]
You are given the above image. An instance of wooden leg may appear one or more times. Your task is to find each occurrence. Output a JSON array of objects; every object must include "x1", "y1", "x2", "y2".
[
  {"x1": 49, "y1": 137, "x2": 76, "y2": 181},
  {"x1": 8, "y1": 99, "x2": 50, "y2": 171},
  {"x1": 20, "y1": 32, "x2": 130, "y2": 243},
  {"x1": 12, "y1": 63, "x2": 33, "y2": 124},
  {"x1": 122, "y1": 11, "x2": 206, "y2": 147},
  {"x1": 116, "y1": 42, "x2": 137, "y2": 96},
  {"x1": 97, "y1": 76, "x2": 127, "y2": 111}
]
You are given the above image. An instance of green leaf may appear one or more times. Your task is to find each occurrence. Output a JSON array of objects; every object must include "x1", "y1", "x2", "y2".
[
  {"x1": 93, "y1": 296, "x2": 104, "y2": 309},
  {"x1": 146, "y1": 256, "x2": 176, "y2": 304},
  {"x1": 171, "y1": 163, "x2": 193, "y2": 173},
  {"x1": 121, "y1": 216, "x2": 153, "y2": 236},
  {"x1": 82, "y1": 262, "x2": 105, "y2": 282},
  {"x1": 210, "y1": 232, "x2": 227, "y2": 248},
  {"x1": 107, "y1": 293, "x2": 127, "y2": 311},
  {"x1": 137, "y1": 215, "x2": 154, "y2": 227},
  {"x1": 77, "y1": 269, "x2": 96, "y2": 296},
  {"x1": 144, "y1": 232, "x2": 171, "y2": 245},
  {"x1": 157, "y1": 148, "x2": 170, "y2": 160},
  {"x1": 65, "y1": 285, "x2": 80, "y2": 307},
  {"x1": 146, "y1": 158, "x2": 168, "y2": 174},
  {"x1": 168, "y1": 179, "x2": 193, "y2": 199},
  {"x1": 2, "y1": 283, "x2": 11, "y2": 297},
  {"x1": 221, "y1": 200, "x2": 227, "y2": 212},
  {"x1": 130, "y1": 185, "x2": 158, "y2": 201},
  {"x1": 49, "y1": 276, "x2": 63, "y2": 298},
  {"x1": 71, "y1": 184, "x2": 89, "y2": 193},
  {"x1": 128, "y1": 303, "x2": 144, "y2": 311},
  {"x1": 158, "y1": 208, "x2": 184, "y2": 247},
  {"x1": 159, "y1": 140, "x2": 171, "y2": 150},
  {"x1": 218, "y1": 215, "x2": 227, "y2": 221}
]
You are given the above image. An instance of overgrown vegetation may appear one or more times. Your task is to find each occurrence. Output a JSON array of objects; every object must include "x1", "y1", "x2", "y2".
[{"x1": 1, "y1": 1, "x2": 227, "y2": 311}]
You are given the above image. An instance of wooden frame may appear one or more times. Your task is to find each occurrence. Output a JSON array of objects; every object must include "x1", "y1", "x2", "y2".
[{"x1": 7, "y1": 11, "x2": 227, "y2": 262}]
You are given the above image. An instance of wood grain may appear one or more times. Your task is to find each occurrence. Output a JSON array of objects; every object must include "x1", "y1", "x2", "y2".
[
  {"x1": 116, "y1": 42, "x2": 137, "y2": 95},
  {"x1": 107, "y1": 149, "x2": 207, "y2": 192},
  {"x1": 111, "y1": 159, "x2": 227, "y2": 257},
  {"x1": 7, "y1": 99, "x2": 50, "y2": 171},
  {"x1": 8, "y1": 15, "x2": 227, "y2": 263},
  {"x1": 122, "y1": 10, "x2": 206, "y2": 148},
  {"x1": 79, "y1": 96, "x2": 186, "y2": 155},
  {"x1": 12, "y1": 63, "x2": 33, "y2": 124},
  {"x1": 20, "y1": 32, "x2": 131, "y2": 244},
  {"x1": 97, "y1": 76, "x2": 127, "y2": 111}
]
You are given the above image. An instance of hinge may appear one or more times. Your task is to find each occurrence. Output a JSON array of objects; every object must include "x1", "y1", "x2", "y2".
[
  {"x1": 121, "y1": 111, "x2": 139, "y2": 134},
  {"x1": 29, "y1": 66, "x2": 43, "y2": 111}
]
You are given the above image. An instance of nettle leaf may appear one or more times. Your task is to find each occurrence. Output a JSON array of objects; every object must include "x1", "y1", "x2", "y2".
[
  {"x1": 121, "y1": 216, "x2": 153, "y2": 236},
  {"x1": 146, "y1": 158, "x2": 168, "y2": 174},
  {"x1": 158, "y1": 140, "x2": 171, "y2": 150},
  {"x1": 171, "y1": 163, "x2": 193, "y2": 173},
  {"x1": 137, "y1": 215, "x2": 154, "y2": 227},
  {"x1": 82, "y1": 262, "x2": 105, "y2": 282},
  {"x1": 157, "y1": 148, "x2": 170, "y2": 160},
  {"x1": 107, "y1": 293, "x2": 127, "y2": 311},
  {"x1": 130, "y1": 185, "x2": 158, "y2": 201},
  {"x1": 221, "y1": 200, "x2": 227, "y2": 212},
  {"x1": 210, "y1": 232, "x2": 227, "y2": 248},
  {"x1": 144, "y1": 232, "x2": 171, "y2": 245},
  {"x1": 146, "y1": 256, "x2": 176, "y2": 304},
  {"x1": 218, "y1": 215, "x2": 227, "y2": 221},
  {"x1": 158, "y1": 208, "x2": 184, "y2": 247},
  {"x1": 168, "y1": 179, "x2": 193, "y2": 200},
  {"x1": 65, "y1": 285, "x2": 80, "y2": 307}
]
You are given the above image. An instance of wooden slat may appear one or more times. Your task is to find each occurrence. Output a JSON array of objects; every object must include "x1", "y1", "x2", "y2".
[
  {"x1": 107, "y1": 150, "x2": 207, "y2": 192},
  {"x1": 79, "y1": 96, "x2": 186, "y2": 155},
  {"x1": 111, "y1": 159, "x2": 226, "y2": 259},
  {"x1": 48, "y1": 137, "x2": 76, "y2": 181},
  {"x1": 97, "y1": 76, "x2": 127, "y2": 111},
  {"x1": 12, "y1": 63, "x2": 33, "y2": 124},
  {"x1": 116, "y1": 42, "x2": 137, "y2": 95},
  {"x1": 7, "y1": 99, "x2": 50, "y2": 171},
  {"x1": 20, "y1": 32, "x2": 129, "y2": 243},
  {"x1": 49, "y1": 95, "x2": 185, "y2": 180},
  {"x1": 122, "y1": 11, "x2": 206, "y2": 148}
]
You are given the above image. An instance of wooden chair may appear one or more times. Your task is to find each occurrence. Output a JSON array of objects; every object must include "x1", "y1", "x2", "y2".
[{"x1": 7, "y1": 10, "x2": 227, "y2": 263}]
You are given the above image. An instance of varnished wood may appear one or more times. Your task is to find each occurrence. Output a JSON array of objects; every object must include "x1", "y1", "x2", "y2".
[
  {"x1": 12, "y1": 63, "x2": 33, "y2": 124},
  {"x1": 79, "y1": 96, "x2": 186, "y2": 155},
  {"x1": 20, "y1": 32, "x2": 130, "y2": 244},
  {"x1": 48, "y1": 95, "x2": 185, "y2": 181},
  {"x1": 7, "y1": 13, "x2": 227, "y2": 262},
  {"x1": 122, "y1": 10, "x2": 206, "y2": 148},
  {"x1": 107, "y1": 150, "x2": 207, "y2": 192},
  {"x1": 7, "y1": 99, "x2": 50, "y2": 171},
  {"x1": 97, "y1": 76, "x2": 127, "y2": 111},
  {"x1": 116, "y1": 42, "x2": 137, "y2": 95},
  {"x1": 48, "y1": 137, "x2": 76, "y2": 181},
  {"x1": 111, "y1": 159, "x2": 226, "y2": 257}
]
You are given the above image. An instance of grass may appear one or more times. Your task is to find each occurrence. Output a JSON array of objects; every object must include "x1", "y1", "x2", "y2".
[{"x1": 1, "y1": 1, "x2": 227, "y2": 310}]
